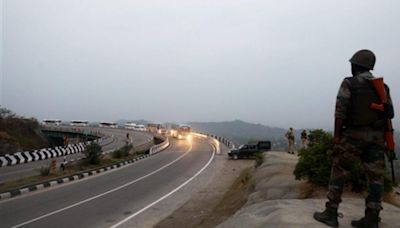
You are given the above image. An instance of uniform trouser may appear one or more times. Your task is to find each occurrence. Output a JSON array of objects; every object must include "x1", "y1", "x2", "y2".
[
  {"x1": 301, "y1": 138, "x2": 307, "y2": 149},
  {"x1": 327, "y1": 128, "x2": 386, "y2": 210},
  {"x1": 288, "y1": 139, "x2": 294, "y2": 153}
]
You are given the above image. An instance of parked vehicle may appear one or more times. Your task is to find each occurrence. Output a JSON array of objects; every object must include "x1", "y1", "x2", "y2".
[
  {"x1": 133, "y1": 125, "x2": 147, "y2": 131},
  {"x1": 42, "y1": 119, "x2": 62, "y2": 126},
  {"x1": 228, "y1": 141, "x2": 271, "y2": 159},
  {"x1": 99, "y1": 122, "x2": 117, "y2": 128},
  {"x1": 70, "y1": 120, "x2": 89, "y2": 127},
  {"x1": 125, "y1": 122, "x2": 136, "y2": 130}
]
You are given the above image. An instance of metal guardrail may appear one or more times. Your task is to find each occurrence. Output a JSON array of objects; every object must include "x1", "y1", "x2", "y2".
[
  {"x1": 41, "y1": 126, "x2": 107, "y2": 138},
  {"x1": 192, "y1": 132, "x2": 232, "y2": 155},
  {"x1": 195, "y1": 132, "x2": 235, "y2": 150},
  {"x1": 149, "y1": 137, "x2": 170, "y2": 155}
]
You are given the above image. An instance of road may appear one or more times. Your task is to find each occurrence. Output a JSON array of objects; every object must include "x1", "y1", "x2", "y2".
[
  {"x1": 0, "y1": 135, "x2": 215, "y2": 228},
  {"x1": 0, "y1": 127, "x2": 154, "y2": 182}
]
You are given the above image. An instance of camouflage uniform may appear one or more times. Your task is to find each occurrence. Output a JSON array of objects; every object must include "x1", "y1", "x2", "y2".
[
  {"x1": 286, "y1": 128, "x2": 295, "y2": 154},
  {"x1": 301, "y1": 130, "x2": 308, "y2": 149},
  {"x1": 327, "y1": 71, "x2": 393, "y2": 210}
]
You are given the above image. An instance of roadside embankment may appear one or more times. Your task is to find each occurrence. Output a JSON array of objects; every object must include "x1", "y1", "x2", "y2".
[
  {"x1": 154, "y1": 150, "x2": 255, "y2": 228},
  {"x1": 0, "y1": 109, "x2": 48, "y2": 155},
  {"x1": 0, "y1": 135, "x2": 164, "y2": 200},
  {"x1": 217, "y1": 152, "x2": 400, "y2": 228}
]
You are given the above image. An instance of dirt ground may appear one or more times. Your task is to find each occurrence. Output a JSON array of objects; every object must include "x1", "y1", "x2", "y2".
[
  {"x1": 154, "y1": 155, "x2": 255, "y2": 228},
  {"x1": 155, "y1": 151, "x2": 400, "y2": 228},
  {"x1": 217, "y1": 152, "x2": 400, "y2": 228}
]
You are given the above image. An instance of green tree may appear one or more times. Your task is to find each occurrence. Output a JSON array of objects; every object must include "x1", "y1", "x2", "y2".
[
  {"x1": 0, "y1": 107, "x2": 48, "y2": 154},
  {"x1": 83, "y1": 142, "x2": 102, "y2": 165},
  {"x1": 294, "y1": 129, "x2": 393, "y2": 192}
]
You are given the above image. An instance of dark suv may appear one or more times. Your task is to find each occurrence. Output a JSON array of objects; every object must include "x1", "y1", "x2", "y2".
[{"x1": 228, "y1": 141, "x2": 271, "y2": 159}]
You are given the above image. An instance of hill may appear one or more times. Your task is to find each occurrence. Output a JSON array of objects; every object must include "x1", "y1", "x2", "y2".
[
  {"x1": 189, "y1": 120, "x2": 400, "y2": 155},
  {"x1": 113, "y1": 119, "x2": 399, "y2": 154},
  {"x1": 0, "y1": 108, "x2": 48, "y2": 155},
  {"x1": 188, "y1": 120, "x2": 305, "y2": 149}
]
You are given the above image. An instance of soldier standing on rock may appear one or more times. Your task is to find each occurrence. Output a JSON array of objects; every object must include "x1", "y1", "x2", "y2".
[
  {"x1": 314, "y1": 50, "x2": 395, "y2": 228},
  {"x1": 285, "y1": 127, "x2": 295, "y2": 154}
]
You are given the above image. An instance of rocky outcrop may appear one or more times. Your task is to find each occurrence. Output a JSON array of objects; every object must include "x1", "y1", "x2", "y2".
[
  {"x1": 218, "y1": 152, "x2": 400, "y2": 228},
  {"x1": 246, "y1": 152, "x2": 301, "y2": 204},
  {"x1": 218, "y1": 198, "x2": 400, "y2": 228}
]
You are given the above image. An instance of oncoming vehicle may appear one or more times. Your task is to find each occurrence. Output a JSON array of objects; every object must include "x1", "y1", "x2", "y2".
[
  {"x1": 157, "y1": 125, "x2": 168, "y2": 135},
  {"x1": 171, "y1": 124, "x2": 191, "y2": 140},
  {"x1": 147, "y1": 123, "x2": 163, "y2": 133},
  {"x1": 99, "y1": 122, "x2": 117, "y2": 128},
  {"x1": 228, "y1": 141, "x2": 271, "y2": 159},
  {"x1": 42, "y1": 119, "x2": 62, "y2": 126},
  {"x1": 70, "y1": 120, "x2": 89, "y2": 127}
]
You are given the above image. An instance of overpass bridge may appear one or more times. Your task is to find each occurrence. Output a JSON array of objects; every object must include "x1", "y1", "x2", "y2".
[
  {"x1": 0, "y1": 126, "x2": 154, "y2": 182},
  {"x1": 0, "y1": 125, "x2": 234, "y2": 228}
]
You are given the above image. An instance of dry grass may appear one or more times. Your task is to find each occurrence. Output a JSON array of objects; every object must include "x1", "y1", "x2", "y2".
[
  {"x1": 0, "y1": 173, "x2": 58, "y2": 193},
  {"x1": 298, "y1": 182, "x2": 323, "y2": 199},
  {"x1": 384, "y1": 192, "x2": 400, "y2": 208},
  {"x1": 155, "y1": 164, "x2": 255, "y2": 228},
  {"x1": 297, "y1": 181, "x2": 400, "y2": 210},
  {"x1": 194, "y1": 167, "x2": 255, "y2": 227}
]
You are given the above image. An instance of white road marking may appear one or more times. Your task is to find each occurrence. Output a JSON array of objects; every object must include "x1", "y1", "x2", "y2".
[
  {"x1": 110, "y1": 138, "x2": 217, "y2": 228},
  {"x1": 10, "y1": 143, "x2": 193, "y2": 228}
]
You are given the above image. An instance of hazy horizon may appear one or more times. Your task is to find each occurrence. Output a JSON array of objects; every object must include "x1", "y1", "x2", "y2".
[{"x1": 1, "y1": 1, "x2": 399, "y2": 130}]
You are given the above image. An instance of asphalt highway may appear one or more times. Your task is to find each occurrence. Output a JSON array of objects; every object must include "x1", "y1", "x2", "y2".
[
  {"x1": 0, "y1": 136, "x2": 215, "y2": 228},
  {"x1": 0, "y1": 127, "x2": 154, "y2": 182}
]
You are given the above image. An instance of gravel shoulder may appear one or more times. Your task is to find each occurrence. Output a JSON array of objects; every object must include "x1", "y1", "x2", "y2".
[
  {"x1": 154, "y1": 146, "x2": 255, "y2": 228},
  {"x1": 156, "y1": 150, "x2": 400, "y2": 228}
]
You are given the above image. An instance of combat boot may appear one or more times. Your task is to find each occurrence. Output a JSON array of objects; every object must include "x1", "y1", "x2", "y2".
[
  {"x1": 313, "y1": 202, "x2": 339, "y2": 227},
  {"x1": 351, "y1": 208, "x2": 379, "y2": 228}
]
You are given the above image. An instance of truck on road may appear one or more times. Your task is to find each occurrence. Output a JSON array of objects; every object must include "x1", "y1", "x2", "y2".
[{"x1": 228, "y1": 141, "x2": 271, "y2": 159}]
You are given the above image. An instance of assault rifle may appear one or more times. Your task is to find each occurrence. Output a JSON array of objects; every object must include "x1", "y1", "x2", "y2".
[{"x1": 369, "y1": 77, "x2": 397, "y2": 183}]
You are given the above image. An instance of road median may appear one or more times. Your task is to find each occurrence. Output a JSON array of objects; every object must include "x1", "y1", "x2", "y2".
[{"x1": 0, "y1": 136, "x2": 169, "y2": 201}]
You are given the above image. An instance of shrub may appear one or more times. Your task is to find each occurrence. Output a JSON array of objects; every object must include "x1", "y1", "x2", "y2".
[
  {"x1": 112, "y1": 145, "x2": 132, "y2": 159},
  {"x1": 254, "y1": 152, "x2": 264, "y2": 167},
  {"x1": 294, "y1": 129, "x2": 394, "y2": 192},
  {"x1": 39, "y1": 165, "x2": 51, "y2": 176},
  {"x1": 0, "y1": 107, "x2": 48, "y2": 154},
  {"x1": 112, "y1": 150, "x2": 122, "y2": 159},
  {"x1": 83, "y1": 142, "x2": 102, "y2": 165}
]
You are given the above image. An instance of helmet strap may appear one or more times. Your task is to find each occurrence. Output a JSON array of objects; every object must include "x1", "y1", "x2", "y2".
[{"x1": 351, "y1": 63, "x2": 370, "y2": 76}]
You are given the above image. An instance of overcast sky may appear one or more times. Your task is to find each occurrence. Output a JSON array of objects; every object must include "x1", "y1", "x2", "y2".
[{"x1": 1, "y1": 0, "x2": 399, "y2": 129}]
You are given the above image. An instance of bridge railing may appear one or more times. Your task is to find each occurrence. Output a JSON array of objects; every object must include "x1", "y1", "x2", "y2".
[
  {"x1": 149, "y1": 136, "x2": 170, "y2": 155},
  {"x1": 195, "y1": 132, "x2": 236, "y2": 150},
  {"x1": 1, "y1": 127, "x2": 116, "y2": 167},
  {"x1": 0, "y1": 143, "x2": 87, "y2": 167}
]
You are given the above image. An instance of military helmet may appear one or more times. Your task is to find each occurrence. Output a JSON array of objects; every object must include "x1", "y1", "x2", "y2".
[{"x1": 349, "y1": 49, "x2": 376, "y2": 70}]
